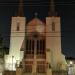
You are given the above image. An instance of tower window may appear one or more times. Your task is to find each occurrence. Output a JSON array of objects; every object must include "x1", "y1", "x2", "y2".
[
  {"x1": 52, "y1": 22, "x2": 55, "y2": 31},
  {"x1": 16, "y1": 22, "x2": 20, "y2": 31}
]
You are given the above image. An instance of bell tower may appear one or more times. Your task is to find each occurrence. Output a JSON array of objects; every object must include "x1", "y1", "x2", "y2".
[
  {"x1": 4, "y1": 0, "x2": 26, "y2": 70},
  {"x1": 46, "y1": 0, "x2": 66, "y2": 70}
]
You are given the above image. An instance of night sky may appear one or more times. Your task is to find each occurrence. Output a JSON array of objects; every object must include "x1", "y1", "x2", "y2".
[{"x1": 0, "y1": 0, "x2": 75, "y2": 58}]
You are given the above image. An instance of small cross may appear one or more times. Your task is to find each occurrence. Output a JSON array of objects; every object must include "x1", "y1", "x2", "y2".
[{"x1": 34, "y1": 12, "x2": 38, "y2": 17}]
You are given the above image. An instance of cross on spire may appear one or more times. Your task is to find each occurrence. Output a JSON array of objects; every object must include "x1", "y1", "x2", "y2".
[{"x1": 18, "y1": 0, "x2": 24, "y2": 17}]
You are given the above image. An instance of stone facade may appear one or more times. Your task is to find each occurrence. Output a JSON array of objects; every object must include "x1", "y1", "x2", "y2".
[{"x1": 4, "y1": 0, "x2": 67, "y2": 75}]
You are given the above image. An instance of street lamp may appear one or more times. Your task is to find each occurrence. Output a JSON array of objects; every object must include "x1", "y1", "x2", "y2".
[{"x1": 69, "y1": 61, "x2": 73, "y2": 65}]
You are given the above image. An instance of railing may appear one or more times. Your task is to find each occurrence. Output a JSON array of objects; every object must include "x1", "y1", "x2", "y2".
[{"x1": 52, "y1": 70, "x2": 68, "y2": 75}]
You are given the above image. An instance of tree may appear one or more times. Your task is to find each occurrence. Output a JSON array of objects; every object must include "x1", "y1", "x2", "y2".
[{"x1": 0, "y1": 35, "x2": 9, "y2": 58}]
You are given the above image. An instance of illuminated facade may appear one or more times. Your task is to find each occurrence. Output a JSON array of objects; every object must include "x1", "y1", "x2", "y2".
[{"x1": 4, "y1": 0, "x2": 67, "y2": 74}]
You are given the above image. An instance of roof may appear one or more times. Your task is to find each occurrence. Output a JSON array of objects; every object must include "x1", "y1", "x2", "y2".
[{"x1": 27, "y1": 18, "x2": 45, "y2": 26}]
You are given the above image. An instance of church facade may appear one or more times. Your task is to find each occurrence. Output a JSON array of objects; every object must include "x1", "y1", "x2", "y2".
[{"x1": 4, "y1": 0, "x2": 67, "y2": 74}]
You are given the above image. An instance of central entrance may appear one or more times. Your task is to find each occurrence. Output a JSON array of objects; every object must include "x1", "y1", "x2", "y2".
[{"x1": 23, "y1": 32, "x2": 46, "y2": 74}]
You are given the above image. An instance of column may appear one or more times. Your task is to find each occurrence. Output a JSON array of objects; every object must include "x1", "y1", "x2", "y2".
[{"x1": 46, "y1": 49, "x2": 52, "y2": 75}]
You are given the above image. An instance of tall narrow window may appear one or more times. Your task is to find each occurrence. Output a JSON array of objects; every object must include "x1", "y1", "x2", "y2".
[
  {"x1": 26, "y1": 40, "x2": 30, "y2": 54},
  {"x1": 32, "y1": 40, "x2": 34, "y2": 54},
  {"x1": 42, "y1": 39, "x2": 45, "y2": 54},
  {"x1": 37, "y1": 40, "x2": 39, "y2": 54},
  {"x1": 26, "y1": 40, "x2": 28, "y2": 50},
  {"x1": 29, "y1": 40, "x2": 31, "y2": 51},
  {"x1": 36, "y1": 39, "x2": 45, "y2": 54},
  {"x1": 26, "y1": 39, "x2": 34, "y2": 54},
  {"x1": 17, "y1": 22, "x2": 20, "y2": 31},
  {"x1": 52, "y1": 22, "x2": 55, "y2": 31}
]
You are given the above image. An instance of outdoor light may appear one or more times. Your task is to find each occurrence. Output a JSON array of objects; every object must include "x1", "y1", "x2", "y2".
[{"x1": 69, "y1": 61, "x2": 73, "y2": 65}]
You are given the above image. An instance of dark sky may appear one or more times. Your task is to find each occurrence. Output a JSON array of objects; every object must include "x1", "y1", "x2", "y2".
[{"x1": 0, "y1": 0, "x2": 75, "y2": 58}]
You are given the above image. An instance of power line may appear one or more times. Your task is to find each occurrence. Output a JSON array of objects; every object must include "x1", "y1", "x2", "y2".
[{"x1": 0, "y1": 2, "x2": 75, "y2": 5}]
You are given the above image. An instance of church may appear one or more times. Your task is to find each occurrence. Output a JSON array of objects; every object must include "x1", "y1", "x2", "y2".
[{"x1": 4, "y1": 0, "x2": 67, "y2": 74}]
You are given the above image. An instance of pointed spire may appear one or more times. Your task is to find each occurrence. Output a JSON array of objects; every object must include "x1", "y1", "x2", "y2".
[
  {"x1": 18, "y1": 0, "x2": 24, "y2": 17},
  {"x1": 51, "y1": 0, "x2": 55, "y2": 14},
  {"x1": 48, "y1": 0, "x2": 57, "y2": 16}
]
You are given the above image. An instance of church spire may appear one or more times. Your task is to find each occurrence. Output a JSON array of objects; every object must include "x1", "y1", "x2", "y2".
[
  {"x1": 48, "y1": 0, "x2": 57, "y2": 16},
  {"x1": 18, "y1": 0, "x2": 24, "y2": 17}
]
